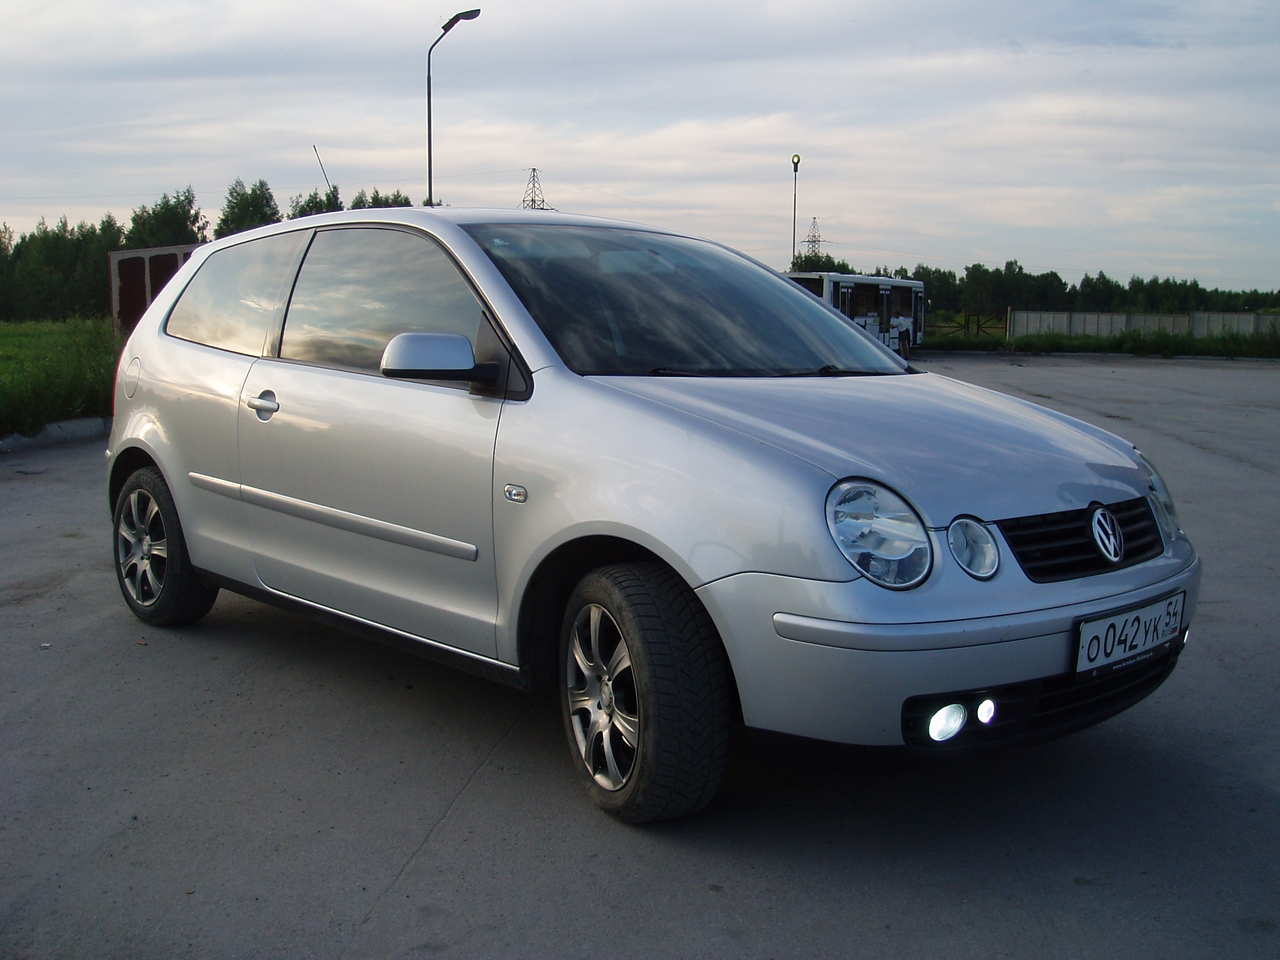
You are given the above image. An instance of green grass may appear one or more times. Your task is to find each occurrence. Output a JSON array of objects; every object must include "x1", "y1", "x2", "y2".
[
  {"x1": 921, "y1": 334, "x2": 1008, "y2": 352},
  {"x1": 0, "y1": 317, "x2": 122, "y2": 437},
  {"x1": 923, "y1": 329, "x2": 1280, "y2": 358}
]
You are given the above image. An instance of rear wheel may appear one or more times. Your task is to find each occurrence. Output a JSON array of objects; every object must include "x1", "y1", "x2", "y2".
[
  {"x1": 559, "y1": 562, "x2": 733, "y2": 822},
  {"x1": 113, "y1": 467, "x2": 218, "y2": 626}
]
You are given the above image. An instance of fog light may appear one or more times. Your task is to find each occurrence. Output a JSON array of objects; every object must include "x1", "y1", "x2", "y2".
[
  {"x1": 977, "y1": 699, "x2": 996, "y2": 725},
  {"x1": 1183, "y1": 628, "x2": 1190, "y2": 646},
  {"x1": 928, "y1": 704, "x2": 967, "y2": 742},
  {"x1": 947, "y1": 518, "x2": 1000, "y2": 580}
]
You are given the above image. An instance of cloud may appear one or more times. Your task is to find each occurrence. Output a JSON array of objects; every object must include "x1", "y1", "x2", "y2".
[{"x1": 1, "y1": 0, "x2": 1277, "y2": 289}]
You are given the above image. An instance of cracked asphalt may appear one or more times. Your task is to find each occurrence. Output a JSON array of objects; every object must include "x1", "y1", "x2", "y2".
[{"x1": 2, "y1": 353, "x2": 1277, "y2": 959}]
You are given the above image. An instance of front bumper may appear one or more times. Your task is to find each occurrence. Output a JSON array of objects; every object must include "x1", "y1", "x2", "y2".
[{"x1": 695, "y1": 556, "x2": 1201, "y2": 746}]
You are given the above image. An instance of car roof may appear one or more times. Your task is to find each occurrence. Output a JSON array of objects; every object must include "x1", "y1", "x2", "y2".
[
  {"x1": 272, "y1": 206, "x2": 647, "y2": 231},
  {"x1": 199, "y1": 206, "x2": 670, "y2": 255}
]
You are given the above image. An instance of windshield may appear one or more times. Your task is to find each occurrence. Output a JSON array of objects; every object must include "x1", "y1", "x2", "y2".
[{"x1": 463, "y1": 223, "x2": 907, "y2": 377}]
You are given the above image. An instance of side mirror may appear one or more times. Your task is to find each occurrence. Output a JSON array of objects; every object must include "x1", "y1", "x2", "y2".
[{"x1": 380, "y1": 332, "x2": 500, "y2": 384}]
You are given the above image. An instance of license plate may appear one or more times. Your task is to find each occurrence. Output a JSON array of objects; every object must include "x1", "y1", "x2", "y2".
[{"x1": 1077, "y1": 592, "x2": 1185, "y2": 675}]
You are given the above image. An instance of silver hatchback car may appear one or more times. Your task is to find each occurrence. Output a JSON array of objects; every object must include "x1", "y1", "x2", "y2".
[{"x1": 108, "y1": 208, "x2": 1200, "y2": 821}]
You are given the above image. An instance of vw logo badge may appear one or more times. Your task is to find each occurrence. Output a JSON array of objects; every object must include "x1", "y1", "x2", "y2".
[{"x1": 1091, "y1": 507, "x2": 1124, "y2": 563}]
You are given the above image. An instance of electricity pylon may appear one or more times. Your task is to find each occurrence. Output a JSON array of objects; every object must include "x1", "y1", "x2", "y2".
[
  {"x1": 521, "y1": 168, "x2": 551, "y2": 210},
  {"x1": 803, "y1": 217, "x2": 826, "y2": 257}
]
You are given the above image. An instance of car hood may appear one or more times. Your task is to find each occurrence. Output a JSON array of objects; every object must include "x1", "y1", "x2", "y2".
[{"x1": 600, "y1": 372, "x2": 1146, "y2": 527}]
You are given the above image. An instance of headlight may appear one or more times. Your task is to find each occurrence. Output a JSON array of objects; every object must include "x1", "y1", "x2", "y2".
[
  {"x1": 947, "y1": 517, "x2": 999, "y2": 579},
  {"x1": 826, "y1": 480, "x2": 932, "y2": 589},
  {"x1": 1133, "y1": 449, "x2": 1180, "y2": 541}
]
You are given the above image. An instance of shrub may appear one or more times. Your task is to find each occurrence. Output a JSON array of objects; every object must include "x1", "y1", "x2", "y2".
[{"x1": 921, "y1": 329, "x2": 1280, "y2": 359}]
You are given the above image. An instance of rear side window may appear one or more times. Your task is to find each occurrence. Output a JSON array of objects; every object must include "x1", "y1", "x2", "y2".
[
  {"x1": 280, "y1": 227, "x2": 483, "y2": 373},
  {"x1": 166, "y1": 231, "x2": 308, "y2": 355}
]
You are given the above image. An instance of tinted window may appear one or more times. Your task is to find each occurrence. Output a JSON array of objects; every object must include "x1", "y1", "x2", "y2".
[
  {"x1": 464, "y1": 224, "x2": 905, "y2": 377},
  {"x1": 280, "y1": 228, "x2": 483, "y2": 372},
  {"x1": 166, "y1": 231, "x2": 308, "y2": 355}
]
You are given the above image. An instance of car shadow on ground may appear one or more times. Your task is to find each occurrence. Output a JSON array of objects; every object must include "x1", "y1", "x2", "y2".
[
  {"x1": 189, "y1": 593, "x2": 1276, "y2": 869},
  {"x1": 142, "y1": 593, "x2": 1280, "y2": 949}
]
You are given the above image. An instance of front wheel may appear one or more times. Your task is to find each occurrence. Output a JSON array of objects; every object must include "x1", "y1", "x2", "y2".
[{"x1": 559, "y1": 562, "x2": 733, "y2": 823}]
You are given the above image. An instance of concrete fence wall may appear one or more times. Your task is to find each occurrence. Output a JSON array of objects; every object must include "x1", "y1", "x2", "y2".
[{"x1": 1008, "y1": 310, "x2": 1277, "y2": 339}]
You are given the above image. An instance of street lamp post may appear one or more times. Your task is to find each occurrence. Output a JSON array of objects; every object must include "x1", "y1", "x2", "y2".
[
  {"x1": 426, "y1": 8, "x2": 481, "y2": 207},
  {"x1": 791, "y1": 154, "x2": 801, "y2": 268}
]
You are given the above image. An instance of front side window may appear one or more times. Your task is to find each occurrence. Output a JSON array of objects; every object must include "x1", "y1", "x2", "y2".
[
  {"x1": 280, "y1": 228, "x2": 483, "y2": 373},
  {"x1": 463, "y1": 223, "x2": 906, "y2": 377},
  {"x1": 166, "y1": 230, "x2": 308, "y2": 355}
]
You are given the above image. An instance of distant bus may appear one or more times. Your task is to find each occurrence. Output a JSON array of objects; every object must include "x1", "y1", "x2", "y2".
[{"x1": 786, "y1": 272, "x2": 925, "y2": 352}]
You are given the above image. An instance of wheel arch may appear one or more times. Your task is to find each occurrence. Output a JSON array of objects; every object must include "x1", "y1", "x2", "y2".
[
  {"x1": 108, "y1": 444, "x2": 163, "y2": 514},
  {"x1": 514, "y1": 534, "x2": 741, "y2": 717}
]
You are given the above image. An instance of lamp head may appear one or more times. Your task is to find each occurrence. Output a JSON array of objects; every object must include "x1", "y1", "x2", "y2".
[{"x1": 441, "y1": 8, "x2": 481, "y2": 32}]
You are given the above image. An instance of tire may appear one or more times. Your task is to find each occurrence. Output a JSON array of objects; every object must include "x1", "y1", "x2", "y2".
[
  {"x1": 559, "y1": 562, "x2": 733, "y2": 823},
  {"x1": 112, "y1": 467, "x2": 218, "y2": 626}
]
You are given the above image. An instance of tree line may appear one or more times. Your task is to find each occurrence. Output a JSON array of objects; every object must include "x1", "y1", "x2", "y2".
[
  {"x1": 789, "y1": 252, "x2": 1279, "y2": 316},
  {"x1": 1, "y1": 183, "x2": 1275, "y2": 324},
  {"x1": 0, "y1": 180, "x2": 420, "y2": 323}
]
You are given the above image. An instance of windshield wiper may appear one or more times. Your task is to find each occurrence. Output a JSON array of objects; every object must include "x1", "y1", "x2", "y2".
[
  {"x1": 647, "y1": 367, "x2": 758, "y2": 377},
  {"x1": 774, "y1": 365, "x2": 891, "y2": 377},
  {"x1": 642, "y1": 366, "x2": 893, "y2": 377}
]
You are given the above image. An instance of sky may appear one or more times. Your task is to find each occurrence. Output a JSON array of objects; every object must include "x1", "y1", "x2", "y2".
[{"x1": 2, "y1": 0, "x2": 1277, "y2": 290}]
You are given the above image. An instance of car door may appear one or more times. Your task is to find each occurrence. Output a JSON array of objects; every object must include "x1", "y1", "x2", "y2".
[
  {"x1": 236, "y1": 225, "x2": 506, "y2": 659},
  {"x1": 149, "y1": 229, "x2": 309, "y2": 580}
]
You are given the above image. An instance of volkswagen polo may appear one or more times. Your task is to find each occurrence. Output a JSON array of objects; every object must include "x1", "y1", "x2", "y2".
[{"x1": 107, "y1": 208, "x2": 1200, "y2": 821}]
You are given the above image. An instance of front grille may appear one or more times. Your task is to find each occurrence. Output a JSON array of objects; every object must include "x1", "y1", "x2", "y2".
[
  {"x1": 997, "y1": 496, "x2": 1163, "y2": 583},
  {"x1": 901, "y1": 639, "x2": 1182, "y2": 747}
]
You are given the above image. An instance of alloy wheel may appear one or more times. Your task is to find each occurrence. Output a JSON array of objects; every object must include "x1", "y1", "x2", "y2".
[
  {"x1": 565, "y1": 603, "x2": 640, "y2": 791},
  {"x1": 117, "y1": 489, "x2": 167, "y2": 606}
]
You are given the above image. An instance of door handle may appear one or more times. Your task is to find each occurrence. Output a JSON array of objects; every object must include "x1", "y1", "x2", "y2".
[{"x1": 246, "y1": 391, "x2": 279, "y2": 419}]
